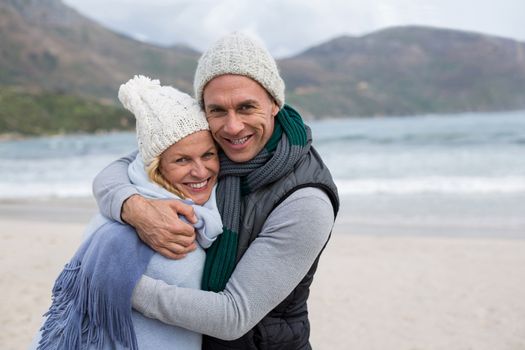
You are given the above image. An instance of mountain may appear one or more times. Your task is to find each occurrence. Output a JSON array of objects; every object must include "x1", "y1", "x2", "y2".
[
  {"x1": 281, "y1": 26, "x2": 525, "y2": 117},
  {"x1": 0, "y1": 0, "x2": 199, "y2": 101},
  {"x1": 1, "y1": 0, "x2": 525, "y2": 136}
]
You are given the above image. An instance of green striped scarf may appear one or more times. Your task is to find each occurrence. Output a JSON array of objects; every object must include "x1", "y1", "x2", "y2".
[{"x1": 202, "y1": 104, "x2": 310, "y2": 292}]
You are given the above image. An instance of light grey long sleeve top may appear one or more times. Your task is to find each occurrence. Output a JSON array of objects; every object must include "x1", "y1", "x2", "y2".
[{"x1": 93, "y1": 152, "x2": 335, "y2": 340}]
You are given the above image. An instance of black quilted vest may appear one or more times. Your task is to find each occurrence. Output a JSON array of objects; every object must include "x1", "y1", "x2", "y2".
[{"x1": 203, "y1": 146, "x2": 339, "y2": 350}]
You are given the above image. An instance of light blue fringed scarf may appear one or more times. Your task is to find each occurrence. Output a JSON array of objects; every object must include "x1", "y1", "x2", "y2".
[{"x1": 38, "y1": 156, "x2": 223, "y2": 350}]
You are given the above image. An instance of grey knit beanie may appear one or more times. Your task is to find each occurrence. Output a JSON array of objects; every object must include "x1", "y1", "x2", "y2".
[
  {"x1": 194, "y1": 32, "x2": 285, "y2": 109},
  {"x1": 118, "y1": 75, "x2": 209, "y2": 165}
]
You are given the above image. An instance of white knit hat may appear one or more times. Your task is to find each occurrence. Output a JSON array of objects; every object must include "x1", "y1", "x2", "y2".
[
  {"x1": 118, "y1": 75, "x2": 209, "y2": 165},
  {"x1": 194, "y1": 32, "x2": 285, "y2": 109}
]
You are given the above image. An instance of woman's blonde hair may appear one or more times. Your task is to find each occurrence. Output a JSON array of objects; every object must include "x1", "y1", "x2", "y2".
[{"x1": 146, "y1": 156, "x2": 186, "y2": 199}]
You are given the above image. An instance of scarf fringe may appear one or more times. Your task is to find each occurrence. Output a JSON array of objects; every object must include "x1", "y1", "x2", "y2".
[{"x1": 38, "y1": 258, "x2": 138, "y2": 350}]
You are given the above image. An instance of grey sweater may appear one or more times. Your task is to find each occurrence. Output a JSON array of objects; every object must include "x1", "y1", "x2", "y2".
[{"x1": 93, "y1": 151, "x2": 335, "y2": 340}]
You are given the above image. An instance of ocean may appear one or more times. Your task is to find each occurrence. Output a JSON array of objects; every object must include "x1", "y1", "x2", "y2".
[{"x1": 1, "y1": 110, "x2": 524, "y2": 237}]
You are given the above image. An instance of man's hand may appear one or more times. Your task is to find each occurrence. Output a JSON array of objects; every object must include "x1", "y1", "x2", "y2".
[{"x1": 121, "y1": 195, "x2": 198, "y2": 259}]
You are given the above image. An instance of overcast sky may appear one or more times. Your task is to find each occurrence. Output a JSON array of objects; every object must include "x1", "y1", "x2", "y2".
[{"x1": 63, "y1": 0, "x2": 525, "y2": 58}]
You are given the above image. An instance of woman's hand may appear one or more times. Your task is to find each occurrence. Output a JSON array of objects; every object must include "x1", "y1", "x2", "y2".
[{"x1": 121, "y1": 195, "x2": 198, "y2": 259}]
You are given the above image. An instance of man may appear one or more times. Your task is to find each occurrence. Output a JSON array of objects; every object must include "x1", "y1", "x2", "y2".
[{"x1": 93, "y1": 32, "x2": 339, "y2": 349}]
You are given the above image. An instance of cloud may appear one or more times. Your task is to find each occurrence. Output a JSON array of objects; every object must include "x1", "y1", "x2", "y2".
[{"x1": 63, "y1": 0, "x2": 525, "y2": 57}]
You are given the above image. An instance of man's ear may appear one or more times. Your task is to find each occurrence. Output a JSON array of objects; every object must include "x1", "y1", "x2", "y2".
[{"x1": 271, "y1": 101, "x2": 280, "y2": 118}]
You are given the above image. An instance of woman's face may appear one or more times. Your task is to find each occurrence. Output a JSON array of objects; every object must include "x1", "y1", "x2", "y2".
[{"x1": 159, "y1": 130, "x2": 219, "y2": 205}]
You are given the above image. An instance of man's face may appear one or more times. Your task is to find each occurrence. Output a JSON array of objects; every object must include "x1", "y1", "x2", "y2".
[{"x1": 203, "y1": 75, "x2": 280, "y2": 163}]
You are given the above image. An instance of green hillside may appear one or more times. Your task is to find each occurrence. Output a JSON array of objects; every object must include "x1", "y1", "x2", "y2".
[{"x1": 0, "y1": 87, "x2": 133, "y2": 136}]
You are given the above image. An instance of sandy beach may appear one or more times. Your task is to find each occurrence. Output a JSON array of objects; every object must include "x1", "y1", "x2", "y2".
[{"x1": 1, "y1": 198, "x2": 525, "y2": 350}]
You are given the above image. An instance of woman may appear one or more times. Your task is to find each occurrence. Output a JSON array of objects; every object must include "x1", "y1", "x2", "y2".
[{"x1": 32, "y1": 75, "x2": 222, "y2": 349}]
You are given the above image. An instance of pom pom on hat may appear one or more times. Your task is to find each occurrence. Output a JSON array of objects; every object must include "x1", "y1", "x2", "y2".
[
  {"x1": 119, "y1": 75, "x2": 209, "y2": 165},
  {"x1": 194, "y1": 32, "x2": 285, "y2": 109}
]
